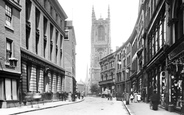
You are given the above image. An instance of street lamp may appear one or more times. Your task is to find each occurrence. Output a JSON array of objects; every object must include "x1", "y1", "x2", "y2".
[{"x1": 124, "y1": 67, "x2": 130, "y2": 105}]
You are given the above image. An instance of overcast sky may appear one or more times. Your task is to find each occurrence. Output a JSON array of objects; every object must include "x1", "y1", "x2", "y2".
[{"x1": 58, "y1": 0, "x2": 140, "y2": 82}]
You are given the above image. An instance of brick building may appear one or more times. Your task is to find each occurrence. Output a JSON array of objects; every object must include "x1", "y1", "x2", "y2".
[{"x1": 0, "y1": 0, "x2": 21, "y2": 108}]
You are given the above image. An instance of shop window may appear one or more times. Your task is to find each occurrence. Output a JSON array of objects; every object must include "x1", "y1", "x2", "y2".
[
  {"x1": 5, "y1": 4, "x2": 12, "y2": 27},
  {"x1": 12, "y1": 79, "x2": 17, "y2": 100},
  {"x1": 171, "y1": 74, "x2": 183, "y2": 109},
  {"x1": 5, "y1": 78, "x2": 11, "y2": 100}
]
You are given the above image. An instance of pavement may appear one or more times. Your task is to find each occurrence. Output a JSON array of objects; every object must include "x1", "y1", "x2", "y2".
[
  {"x1": 0, "y1": 99, "x2": 84, "y2": 115},
  {"x1": 123, "y1": 101, "x2": 180, "y2": 115}
]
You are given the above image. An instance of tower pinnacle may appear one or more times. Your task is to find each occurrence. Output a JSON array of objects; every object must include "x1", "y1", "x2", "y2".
[
  {"x1": 108, "y1": 5, "x2": 110, "y2": 20},
  {"x1": 92, "y1": 5, "x2": 96, "y2": 21}
]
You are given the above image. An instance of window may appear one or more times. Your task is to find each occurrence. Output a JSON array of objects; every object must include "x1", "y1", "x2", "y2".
[
  {"x1": 26, "y1": 0, "x2": 31, "y2": 21},
  {"x1": 64, "y1": 30, "x2": 69, "y2": 40},
  {"x1": 43, "y1": 17, "x2": 48, "y2": 57},
  {"x1": 56, "y1": 14, "x2": 58, "y2": 23},
  {"x1": 36, "y1": 8, "x2": 40, "y2": 29},
  {"x1": 152, "y1": 34, "x2": 155, "y2": 56},
  {"x1": 60, "y1": 35, "x2": 63, "y2": 66},
  {"x1": 50, "y1": 24, "x2": 53, "y2": 60},
  {"x1": 35, "y1": 8, "x2": 40, "y2": 54},
  {"x1": 5, "y1": 4, "x2": 12, "y2": 26},
  {"x1": 98, "y1": 25, "x2": 105, "y2": 41},
  {"x1": 0, "y1": 78, "x2": 4, "y2": 100},
  {"x1": 60, "y1": 20, "x2": 62, "y2": 29},
  {"x1": 50, "y1": 6, "x2": 53, "y2": 16},
  {"x1": 44, "y1": 0, "x2": 47, "y2": 8},
  {"x1": 5, "y1": 78, "x2": 18, "y2": 100},
  {"x1": 55, "y1": 30, "x2": 58, "y2": 63},
  {"x1": 6, "y1": 39, "x2": 12, "y2": 63}
]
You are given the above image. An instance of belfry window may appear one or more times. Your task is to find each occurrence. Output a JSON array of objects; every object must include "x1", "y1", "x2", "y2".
[{"x1": 98, "y1": 25, "x2": 105, "y2": 41}]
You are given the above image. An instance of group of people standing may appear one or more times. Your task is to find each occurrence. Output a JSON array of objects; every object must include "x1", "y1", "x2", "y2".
[
  {"x1": 68, "y1": 91, "x2": 85, "y2": 102},
  {"x1": 128, "y1": 90, "x2": 159, "y2": 111},
  {"x1": 129, "y1": 92, "x2": 141, "y2": 103},
  {"x1": 102, "y1": 88, "x2": 113, "y2": 100}
]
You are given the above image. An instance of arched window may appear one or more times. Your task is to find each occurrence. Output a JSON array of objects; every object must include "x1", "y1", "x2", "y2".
[{"x1": 98, "y1": 25, "x2": 105, "y2": 41}]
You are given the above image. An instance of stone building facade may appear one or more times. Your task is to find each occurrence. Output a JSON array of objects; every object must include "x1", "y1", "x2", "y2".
[
  {"x1": 20, "y1": 0, "x2": 67, "y2": 103},
  {"x1": 99, "y1": 52, "x2": 115, "y2": 96},
  {"x1": 63, "y1": 21, "x2": 76, "y2": 93}
]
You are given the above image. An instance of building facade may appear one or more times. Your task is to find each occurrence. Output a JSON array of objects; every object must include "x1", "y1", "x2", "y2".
[
  {"x1": 114, "y1": 29, "x2": 136, "y2": 101},
  {"x1": 99, "y1": 52, "x2": 115, "y2": 96},
  {"x1": 20, "y1": 0, "x2": 68, "y2": 102},
  {"x1": 99, "y1": 0, "x2": 184, "y2": 113},
  {"x1": 63, "y1": 20, "x2": 77, "y2": 93},
  {"x1": 76, "y1": 81, "x2": 86, "y2": 94},
  {"x1": 0, "y1": 0, "x2": 22, "y2": 108},
  {"x1": 0, "y1": 0, "x2": 76, "y2": 108},
  {"x1": 90, "y1": 6, "x2": 111, "y2": 87}
]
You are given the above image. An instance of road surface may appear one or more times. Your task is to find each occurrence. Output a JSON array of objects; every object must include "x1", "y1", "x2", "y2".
[{"x1": 20, "y1": 96, "x2": 129, "y2": 115}]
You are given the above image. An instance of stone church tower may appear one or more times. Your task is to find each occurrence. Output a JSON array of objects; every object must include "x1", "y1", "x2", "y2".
[{"x1": 90, "y1": 6, "x2": 111, "y2": 86}]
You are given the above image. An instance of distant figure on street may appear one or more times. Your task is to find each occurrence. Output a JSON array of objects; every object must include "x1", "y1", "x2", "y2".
[
  {"x1": 68, "y1": 92, "x2": 72, "y2": 102},
  {"x1": 81, "y1": 91, "x2": 84, "y2": 99},
  {"x1": 150, "y1": 90, "x2": 159, "y2": 110}
]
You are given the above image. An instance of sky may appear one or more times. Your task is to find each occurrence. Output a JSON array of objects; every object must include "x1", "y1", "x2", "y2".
[{"x1": 58, "y1": 0, "x2": 140, "y2": 82}]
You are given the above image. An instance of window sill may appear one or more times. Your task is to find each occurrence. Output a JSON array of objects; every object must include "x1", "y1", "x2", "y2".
[
  {"x1": 5, "y1": 62, "x2": 15, "y2": 69},
  {"x1": 4, "y1": 24, "x2": 14, "y2": 32}
]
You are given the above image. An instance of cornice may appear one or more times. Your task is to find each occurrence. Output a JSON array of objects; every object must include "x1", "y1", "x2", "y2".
[{"x1": 32, "y1": 0, "x2": 65, "y2": 35}]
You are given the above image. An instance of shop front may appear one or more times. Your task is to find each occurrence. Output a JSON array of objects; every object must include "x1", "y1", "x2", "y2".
[
  {"x1": 99, "y1": 80, "x2": 114, "y2": 98},
  {"x1": 168, "y1": 41, "x2": 184, "y2": 112}
]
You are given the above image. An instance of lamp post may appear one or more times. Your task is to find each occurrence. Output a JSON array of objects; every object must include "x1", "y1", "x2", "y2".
[
  {"x1": 125, "y1": 68, "x2": 130, "y2": 105},
  {"x1": 112, "y1": 78, "x2": 115, "y2": 97}
]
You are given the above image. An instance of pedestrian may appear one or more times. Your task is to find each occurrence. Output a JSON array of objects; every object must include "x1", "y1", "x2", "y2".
[
  {"x1": 107, "y1": 89, "x2": 110, "y2": 100},
  {"x1": 134, "y1": 92, "x2": 138, "y2": 103},
  {"x1": 109, "y1": 92, "x2": 112, "y2": 100},
  {"x1": 68, "y1": 92, "x2": 72, "y2": 102},
  {"x1": 150, "y1": 90, "x2": 159, "y2": 110},
  {"x1": 137, "y1": 92, "x2": 141, "y2": 102},
  {"x1": 130, "y1": 93, "x2": 134, "y2": 103},
  {"x1": 81, "y1": 91, "x2": 84, "y2": 99}
]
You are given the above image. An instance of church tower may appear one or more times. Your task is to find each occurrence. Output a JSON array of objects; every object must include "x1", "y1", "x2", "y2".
[{"x1": 90, "y1": 6, "x2": 111, "y2": 86}]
